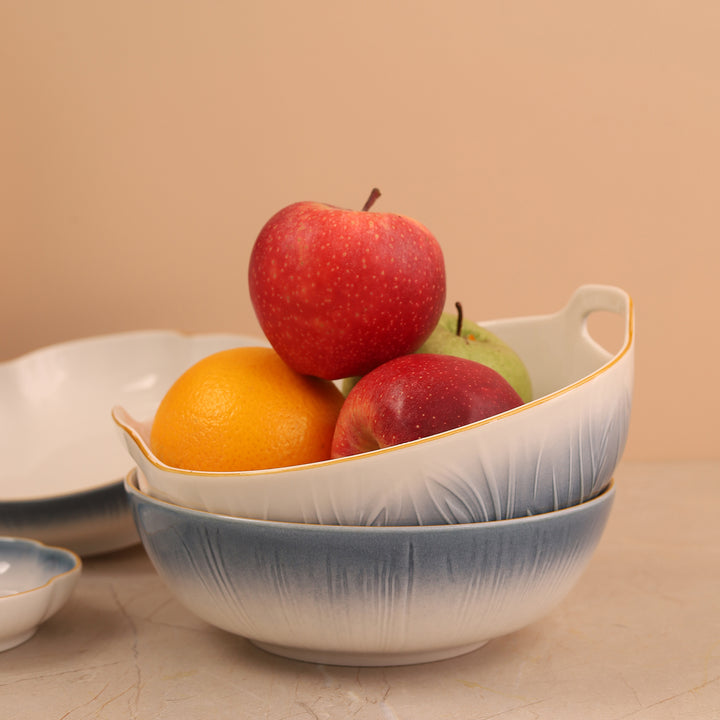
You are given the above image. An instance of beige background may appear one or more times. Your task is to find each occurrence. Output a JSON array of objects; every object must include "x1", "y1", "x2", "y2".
[{"x1": 1, "y1": 2, "x2": 718, "y2": 461}]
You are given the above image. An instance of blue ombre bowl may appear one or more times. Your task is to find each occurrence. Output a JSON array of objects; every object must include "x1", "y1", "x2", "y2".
[{"x1": 125, "y1": 468, "x2": 615, "y2": 666}]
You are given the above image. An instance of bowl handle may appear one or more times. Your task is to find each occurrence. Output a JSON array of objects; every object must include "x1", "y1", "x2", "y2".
[{"x1": 563, "y1": 284, "x2": 634, "y2": 351}]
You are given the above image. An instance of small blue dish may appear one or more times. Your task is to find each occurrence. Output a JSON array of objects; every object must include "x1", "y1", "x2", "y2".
[{"x1": 0, "y1": 537, "x2": 82, "y2": 652}]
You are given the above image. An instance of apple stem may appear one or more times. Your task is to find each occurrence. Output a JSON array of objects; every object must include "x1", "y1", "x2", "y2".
[
  {"x1": 455, "y1": 301, "x2": 464, "y2": 336},
  {"x1": 362, "y1": 188, "x2": 382, "y2": 211}
]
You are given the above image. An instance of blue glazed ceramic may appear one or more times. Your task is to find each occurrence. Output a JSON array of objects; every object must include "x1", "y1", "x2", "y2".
[
  {"x1": 0, "y1": 537, "x2": 82, "y2": 651},
  {"x1": 126, "y1": 469, "x2": 615, "y2": 666}
]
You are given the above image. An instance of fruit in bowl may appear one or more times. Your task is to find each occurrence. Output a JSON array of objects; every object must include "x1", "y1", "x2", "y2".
[
  {"x1": 417, "y1": 302, "x2": 533, "y2": 403},
  {"x1": 248, "y1": 189, "x2": 446, "y2": 380},
  {"x1": 341, "y1": 300, "x2": 534, "y2": 402},
  {"x1": 149, "y1": 346, "x2": 344, "y2": 472},
  {"x1": 114, "y1": 284, "x2": 634, "y2": 527},
  {"x1": 331, "y1": 353, "x2": 524, "y2": 458}
]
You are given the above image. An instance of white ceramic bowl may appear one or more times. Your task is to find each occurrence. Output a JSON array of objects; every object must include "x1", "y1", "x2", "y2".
[
  {"x1": 0, "y1": 537, "x2": 82, "y2": 652},
  {"x1": 0, "y1": 330, "x2": 264, "y2": 555},
  {"x1": 125, "y1": 468, "x2": 615, "y2": 666},
  {"x1": 115, "y1": 285, "x2": 634, "y2": 525}
]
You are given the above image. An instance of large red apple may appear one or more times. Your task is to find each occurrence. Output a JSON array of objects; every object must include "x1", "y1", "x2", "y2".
[
  {"x1": 248, "y1": 190, "x2": 446, "y2": 380},
  {"x1": 331, "y1": 353, "x2": 524, "y2": 458}
]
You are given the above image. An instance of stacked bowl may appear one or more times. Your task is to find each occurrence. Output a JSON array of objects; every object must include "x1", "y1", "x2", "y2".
[{"x1": 117, "y1": 284, "x2": 634, "y2": 666}]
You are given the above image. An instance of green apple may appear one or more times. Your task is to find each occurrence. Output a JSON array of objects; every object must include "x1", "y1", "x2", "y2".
[
  {"x1": 342, "y1": 303, "x2": 533, "y2": 402},
  {"x1": 416, "y1": 302, "x2": 532, "y2": 402}
]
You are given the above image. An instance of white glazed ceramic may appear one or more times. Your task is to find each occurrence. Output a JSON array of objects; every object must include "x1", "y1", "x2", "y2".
[
  {"x1": 115, "y1": 285, "x2": 634, "y2": 525},
  {"x1": 125, "y1": 468, "x2": 615, "y2": 666},
  {"x1": 0, "y1": 331, "x2": 262, "y2": 555},
  {"x1": 0, "y1": 537, "x2": 82, "y2": 652}
]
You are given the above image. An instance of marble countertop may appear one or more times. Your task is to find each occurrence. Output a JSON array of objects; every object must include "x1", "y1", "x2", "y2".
[{"x1": 1, "y1": 460, "x2": 718, "y2": 719}]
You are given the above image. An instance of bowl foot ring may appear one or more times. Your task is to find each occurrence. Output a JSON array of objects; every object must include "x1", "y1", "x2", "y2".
[{"x1": 250, "y1": 639, "x2": 489, "y2": 667}]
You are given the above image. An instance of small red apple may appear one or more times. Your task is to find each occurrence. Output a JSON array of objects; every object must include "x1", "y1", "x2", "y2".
[
  {"x1": 248, "y1": 189, "x2": 446, "y2": 380},
  {"x1": 330, "y1": 353, "x2": 524, "y2": 458}
]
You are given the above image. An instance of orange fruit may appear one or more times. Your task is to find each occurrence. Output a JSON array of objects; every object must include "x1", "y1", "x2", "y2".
[{"x1": 149, "y1": 346, "x2": 345, "y2": 472}]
